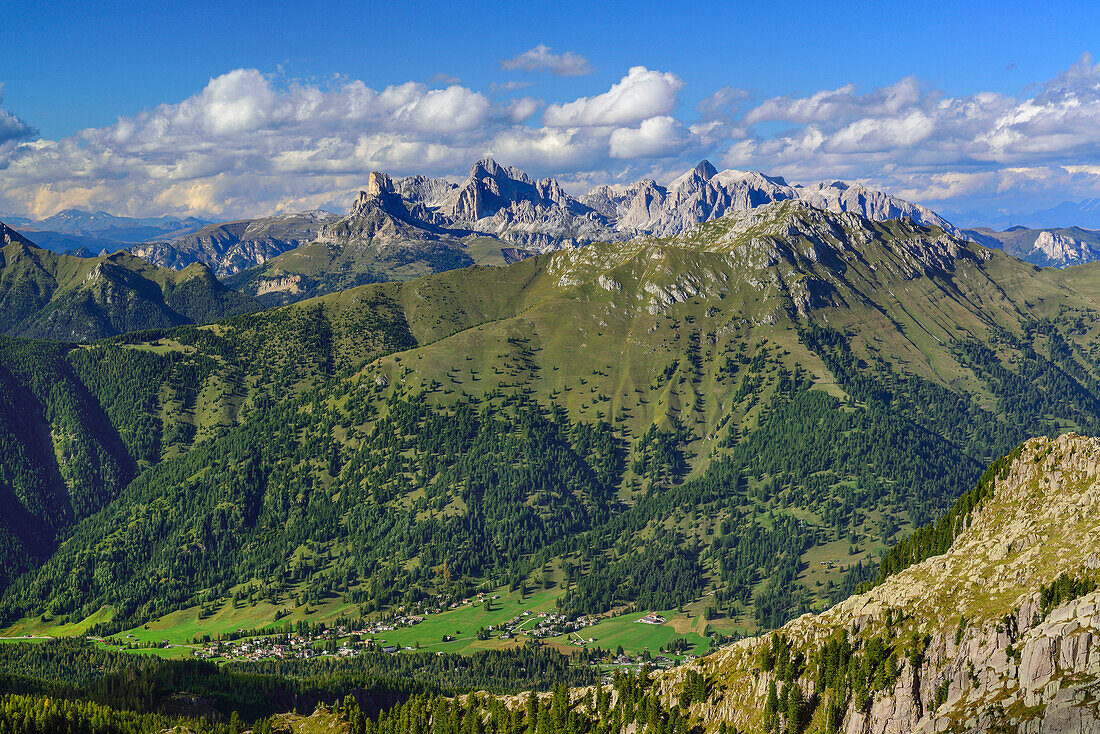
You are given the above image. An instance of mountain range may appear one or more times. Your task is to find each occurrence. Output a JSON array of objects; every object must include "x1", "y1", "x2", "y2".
[
  {"x1": 963, "y1": 224, "x2": 1100, "y2": 267},
  {"x1": 128, "y1": 210, "x2": 339, "y2": 277},
  {"x1": 3, "y1": 210, "x2": 211, "y2": 255},
  {"x1": 946, "y1": 198, "x2": 1100, "y2": 231},
  {"x1": 5, "y1": 200, "x2": 1100, "y2": 639},
  {"x1": 14, "y1": 160, "x2": 1100, "y2": 308},
  {"x1": 218, "y1": 158, "x2": 966, "y2": 305}
]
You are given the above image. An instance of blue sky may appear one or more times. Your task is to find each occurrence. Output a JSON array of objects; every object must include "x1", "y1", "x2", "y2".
[{"x1": 3, "y1": 0, "x2": 1100, "y2": 223}]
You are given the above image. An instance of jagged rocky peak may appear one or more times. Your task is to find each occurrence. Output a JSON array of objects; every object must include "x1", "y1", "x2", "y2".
[
  {"x1": 669, "y1": 159, "x2": 719, "y2": 191},
  {"x1": 394, "y1": 175, "x2": 456, "y2": 208},
  {"x1": 350, "y1": 171, "x2": 406, "y2": 214},
  {"x1": 445, "y1": 157, "x2": 584, "y2": 222},
  {"x1": 695, "y1": 159, "x2": 718, "y2": 180},
  {"x1": 798, "y1": 179, "x2": 961, "y2": 236},
  {"x1": 1029, "y1": 230, "x2": 1097, "y2": 264}
]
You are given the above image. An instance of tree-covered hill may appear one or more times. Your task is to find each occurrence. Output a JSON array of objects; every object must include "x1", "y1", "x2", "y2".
[
  {"x1": 0, "y1": 226, "x2": 262, "y2": 341},
  {"x1": 5, "y1": 201, "x2": 1100, "y2": 640}
]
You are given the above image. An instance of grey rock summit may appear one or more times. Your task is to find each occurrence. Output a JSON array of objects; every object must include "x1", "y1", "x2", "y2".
[
  {"x1": 294, "y1": 157, "x2": 965, "y2": 259},
  {"x1": 116, "y1": 157, "x2": 965, "y2": 282},
  {"x1": 130, "y1": 210, "x2": 338, "y2": 277},
  {"x1": 964, "y1": 224, "x2": 1100, "y2": 267}
]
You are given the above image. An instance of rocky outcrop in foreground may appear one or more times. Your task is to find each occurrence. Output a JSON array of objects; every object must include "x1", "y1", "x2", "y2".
[{"x1": 657, "y1": 434, "x2": 1100, "y2": 733}]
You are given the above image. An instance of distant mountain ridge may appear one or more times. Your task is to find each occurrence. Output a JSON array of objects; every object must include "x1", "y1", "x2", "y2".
[
  {"x1": 377, "y1": 157, "x2": 963, "y2": 250},
  {"x1": 226, "y1": 158, "x2": 968, "y2": 304},
  {"x1": 6, "y1": 160, "x2": 967, "y2": 296},
  {"x1": 964, "y1": 224, "x2": 1100, "y2": 267},
  {"x1": 129, "y1": 210, "x2": 339, "y2": 277},
  {"x1": 947, "y1": 198, "x2": 1100, "y2": 231},
  {"x1": 4, "y1": 210, "x2": 212, "y2": 256}
]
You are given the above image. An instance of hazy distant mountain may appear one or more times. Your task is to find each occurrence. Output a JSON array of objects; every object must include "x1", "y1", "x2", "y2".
[
  {"x1": 11, "y1": 210, "x2": 210, "y2": 244},
  {"x1": 3, "y1": 210, "x2": 212, "y2": 259},
  {"x1": 9, "y1": 230, "x2": 120, "y2": 257},
  {"x1": 963, "y1": 225, "x2": 1100, "y2": 267},
  {"x1": 1021, "y1": 199, "x2": 1100, "y2": 229},
  {"x1": 946, "y1": 199, "x2": 1100, "y2": 231}
]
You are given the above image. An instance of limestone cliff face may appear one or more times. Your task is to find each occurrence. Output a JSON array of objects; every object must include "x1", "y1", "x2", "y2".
[
  {"x1": 656, "y1": 434, "x2": 1100, "y2": 733},
  {"x1": 131, "y1": 211, "x2": 337, "y2": 277},
  {"x1": 438, "y1": 158, "x2": 615, "y2": 249}
]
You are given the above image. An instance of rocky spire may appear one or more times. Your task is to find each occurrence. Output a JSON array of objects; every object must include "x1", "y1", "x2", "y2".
[
  {"x1": 349, "y1": 172, "x2": 410, "y2": 219},
  {"x1": 694, "y1": 159, "x2": 717, "y2": 181}
]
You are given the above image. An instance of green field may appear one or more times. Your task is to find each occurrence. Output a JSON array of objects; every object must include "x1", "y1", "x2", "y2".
[
  {"x1": 1, "y1": 582, "x2": 715, "y2": 661},
  {"x1": 572, "y1": 609, "x2": 709, "y2": 657}
]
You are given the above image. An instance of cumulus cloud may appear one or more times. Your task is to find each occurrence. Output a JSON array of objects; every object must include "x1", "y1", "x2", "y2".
[
  {"x1": 696, "y1": 86, "x2": 749, "y2": 121},
  {"x1": 609, "y1": 116, "x2": 690, "y2": 159},
  {"x1": 743, "y1": 77, "x2": 925, "y2": 126},
  {"x1": 543, "y1": 67, "x2": 684, "y2": 127},
  {"x1": 716, "y1": 52, "x2": 1100, "y2": 213},
  {"x1": 6, "y1": 54, "x2": 1100, "y2": 220},
  {"x1": 505, "y1": 97, "x2": 543, "y2": 123},
  {"x1": 500, "y1": 44, "x2": 591, "y2": 76},
  {"x1": 0, "y1": 85, "x2": 37, "y2": 144},
  {"x1": 0, "y1": 66, "x2": 692, "y2": 218}
]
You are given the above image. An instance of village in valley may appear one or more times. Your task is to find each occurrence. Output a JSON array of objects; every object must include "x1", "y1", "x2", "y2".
[{"x1": 96, "y1": 588, "x2": 708, "y2": 670}]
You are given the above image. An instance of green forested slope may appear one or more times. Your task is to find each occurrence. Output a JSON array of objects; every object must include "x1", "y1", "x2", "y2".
[
  {"x1": 0, "y1": 338, "x2": 135, "y2": 588},
  {"x1": 0, "y1": 231, "x2": 261, "y2": 341},
  {"x1": 5, "y1": 202, "x2": 1100, "y2": 639}
]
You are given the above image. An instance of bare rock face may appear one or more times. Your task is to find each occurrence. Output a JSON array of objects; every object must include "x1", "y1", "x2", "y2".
[
  {"x1": 437, "y1": 158, "x2": 616, "y2": 249},
  {"x1": 961, "y1": 226, "x2": 1100, "y2": 268},
  {"x1": 131, "y1": 210, "x2": 338, "y2": 277},
  {"x1": 797, "y1": 181, "x2": 962, "y2": 238},
  {"x1": 394, "y1": 174, "x2": 457, "y2": 209},
  {"x1": 317, "y1": 171, "x2": 449, "y2": 249},
  {"x1": 1028, "y1": 230, "x2": 1100, "y2": 265},
  {"x1": 118, "y1": 158, "x2": 966, "y2": 282},
  {"x1": 579, "y1": 164, "x2": 797, "y2": 239}
]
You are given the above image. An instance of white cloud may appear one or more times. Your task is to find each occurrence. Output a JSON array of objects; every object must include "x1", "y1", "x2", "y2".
[
  {"x1": 744, "y1": 77, "x2": 924, "y2": 126},
  {"x1": 6, "y1": 55, "x2": 1100, "y2": 220},
  {"x1": 0, "y1": 67, "x2": 696, "y2": 218},
  {"x1": 543, "y1": 66, "x2": 684, "y2": 127},
  {"x1": 0, "y1": 84, "x2": 36, "y2": 144},
  {"x1": 505, "y1": 97, "x2": 542, "y2": 123},
  {"x1": 609, "y1": 116, "x2": 690, "y2": 159},
  {"x1": 500, "y1": 45, "x2": 591, "y2": 76},
  {"x1": 696, "y1": 86, "x2": 749, "y2": 120},
  {"x1": 396, "y1": 86, "x2": 492, "y2": 133},
  {"x1": 490, "y1": 81, "x2": 534, "y2": 93},
  {"x1": 711, "y1": 53, "x2": 1100, "y2": 214}
]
